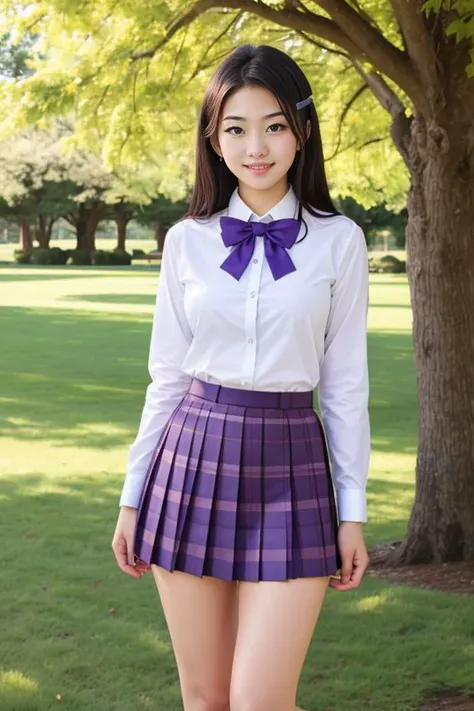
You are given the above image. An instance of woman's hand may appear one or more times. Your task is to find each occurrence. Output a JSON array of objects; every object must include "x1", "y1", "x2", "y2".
[
  {"x1": 328, "y1": 521, "x2": 369, "y2": 591},
  {"x1": 112, "y1": 506, "x2": 150, "y2": 578}
]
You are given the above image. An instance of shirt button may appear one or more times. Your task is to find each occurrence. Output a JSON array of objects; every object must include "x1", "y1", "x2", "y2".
[
  {"x1": 247, "y1": 338, "x2": 254, "y2": 344},
  {"x1": 250, "y1": 291, "x2": 256, "y2": 298},
  {"x1": 252, "y1": 258, "x2": 258, "y2": 264}
]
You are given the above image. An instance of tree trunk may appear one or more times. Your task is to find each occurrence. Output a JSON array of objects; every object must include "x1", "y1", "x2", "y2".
[
  {"x1": 395, "y1": 108, "x2": 474, "y2": 563},
  {"x1": 47, "y1": 218, "x2": 55, "y2": 242},
  {"x1": 155, "y1": 221, "x2": 165, "y2": 251},
  {"x1": 20, "y1": 218, "x2": 33, "y2": 256},
  {"x1": 75, "y1": 205, "x2": 88, "y2": 251},
  {"x1": 75, "y1": 202, "x2": 106, "y2": 252},
  {"x1": 36, "y1": 215, "x2": 50, "y2": 248},
  {"x1": 115, "y1": 216, "x2": 128, "y2": 251}
]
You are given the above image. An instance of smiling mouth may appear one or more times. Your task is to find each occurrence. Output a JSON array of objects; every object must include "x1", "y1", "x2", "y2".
[{"x1": 245, "y1": 163, "x2": 274, "y2": 172}]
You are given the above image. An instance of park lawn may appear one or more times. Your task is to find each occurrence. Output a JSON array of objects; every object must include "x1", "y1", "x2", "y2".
[{"x1": 0, "y1": 267, "x2": 473, "y2": 711}]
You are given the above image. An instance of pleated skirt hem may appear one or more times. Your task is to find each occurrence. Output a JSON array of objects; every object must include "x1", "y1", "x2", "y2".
[{"x1": 133, "y1": 380, "x2": 341, "y2": 582}]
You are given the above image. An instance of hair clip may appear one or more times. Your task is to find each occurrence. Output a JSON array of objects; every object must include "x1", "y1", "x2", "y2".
[{"x1": 296, "y1": 96, "x2": 313, "y2": 110}]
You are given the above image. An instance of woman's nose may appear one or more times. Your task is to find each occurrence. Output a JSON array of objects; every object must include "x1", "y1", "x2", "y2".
[{"x1": 246, "y1": 133, "x2": 268, "y2": 157}]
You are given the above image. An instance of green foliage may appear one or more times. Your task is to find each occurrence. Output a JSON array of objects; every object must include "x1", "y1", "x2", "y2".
[
  {"x1": 67, "y1": 248, "x2": 91, "y2": 265},
  {"x1": 13, "y1": 248, "x2": 30, "y2": 263},
  {"x1": 369, "y1": 254, "x2": 406, "y2": 273},
  {"x1": 0, "y1": 1, "x2": 471, "y2": 207},
  {"x1": 30, "y1": 246, "x2": 69, "y2": 264},
  {"x1": 91, "y1": 249, "x2": 132, "y2": 266},
  {"x1": 0, "y1": 1, "x2": 411, "y2": 208},
  {"x1": 336, "y1": 196, "x2": 407, "y2": 246},
  {"x1": 134, "y1": 195, "x2": 189, "y2": 231},
  {"x1": 422, "y1": 0, "x2": 474, "y2": 75},
  {"x1": 0, "y1": 31, "x2": 35, "y2": 78},
  {"x1": 0, "y1": 125, "x2": 193, "y2": 247}
]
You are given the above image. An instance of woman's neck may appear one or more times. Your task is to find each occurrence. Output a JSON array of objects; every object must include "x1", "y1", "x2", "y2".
[{"x1": 237, "y1": 178, "x2": 289, "y2": 217}]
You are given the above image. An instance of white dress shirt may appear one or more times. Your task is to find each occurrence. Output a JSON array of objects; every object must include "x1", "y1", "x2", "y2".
[{"x1": 120, "y1": 185, "x2": 371, "y2": 522}]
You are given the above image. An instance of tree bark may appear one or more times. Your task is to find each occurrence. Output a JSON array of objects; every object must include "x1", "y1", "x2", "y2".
[
  {"x1": 74, "y1": 202, "x2": 107, "y2": 252},
  {"x1": 155, "y1": 221, "x2": 165, "y2": 251},
  {"x1": 395, "y1": 101, "x2": 474, "y2": 563},
  {"x1": 75, "y1": 205, "x2": 88, "y2": 251},
  {"x1": 115, "y1": 215, "x2": 128, "y2": 251},
  {"x1": 36, "y1": 215, "x2": 51, "y2": 249},
  {"x1": 20, "y1": 218, "x2": 33, "y2": 256}
]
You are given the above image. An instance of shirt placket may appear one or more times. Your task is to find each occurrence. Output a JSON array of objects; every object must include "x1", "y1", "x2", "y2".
[{"x1": 242, "y1": 236, "x2": 264, "y2": 384}]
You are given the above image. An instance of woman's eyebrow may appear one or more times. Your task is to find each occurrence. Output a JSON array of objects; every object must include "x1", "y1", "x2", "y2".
[{"x1": 222, "y1": 111, "x2": 285, "y2": 121}]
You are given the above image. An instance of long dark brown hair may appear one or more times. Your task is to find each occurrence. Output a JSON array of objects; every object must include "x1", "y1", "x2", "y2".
[{"x1": 185, "y1": 43, "x2": 339, "y2": 221}]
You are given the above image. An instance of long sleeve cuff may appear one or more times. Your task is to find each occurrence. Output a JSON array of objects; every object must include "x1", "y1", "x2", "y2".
[
  {"x1": 119, "y1": 475, "x2": 145, "y2": 509},
  {"x1": 336, "y1": 488, "x2": 367, "y2": 523}
]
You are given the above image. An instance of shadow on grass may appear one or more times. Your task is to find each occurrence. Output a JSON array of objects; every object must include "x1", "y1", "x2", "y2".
[
  {"x1": 0, "y1": 263, "x2": 160, "y2": 273},
  {"x1": 0, "y1": 306, "x2": 417, "y2": 454},
  {"x1": 0, "y1": 306, "x2": 152, "y2": 449},
  {"x1": 0, "y1": 273, "x2": 126, "y2": 282},
  {"x1": 0, "y1": 473, "x2": 181, "y2": 711},
  {"x1": 61, "y1": 293, "x2": 157, "y2": 306},
  {"x1": 1, "y1": 473, "x2": 474, "y2": 711}
]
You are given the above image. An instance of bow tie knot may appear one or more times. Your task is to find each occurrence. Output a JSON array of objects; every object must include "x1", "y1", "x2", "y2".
[
  {"x1": 251, "y1": 222, "x2": 267, "y2": 237},
  {"x1": 219, "y1": 216, "x2": 301, "y2": 281}
]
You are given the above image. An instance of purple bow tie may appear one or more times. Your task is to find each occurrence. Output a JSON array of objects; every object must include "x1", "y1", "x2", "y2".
[{"x1": 219, "y1": 216, "x2": 300, "y2": 281}]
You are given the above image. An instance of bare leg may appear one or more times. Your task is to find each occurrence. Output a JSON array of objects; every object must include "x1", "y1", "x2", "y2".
[
  {"x1": 151, "y1": 565, "x2": 238, "y2": 711},
  {"x1": 230, "y1": 577, "x2": 329, "y2": 711}
]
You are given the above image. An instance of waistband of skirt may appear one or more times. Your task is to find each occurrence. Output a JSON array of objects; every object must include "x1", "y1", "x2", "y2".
[{"x1": 187, "y1": 378, "x2": 313, "y2": 410}]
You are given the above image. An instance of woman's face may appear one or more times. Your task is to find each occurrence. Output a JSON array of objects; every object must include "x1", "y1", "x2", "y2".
[{"x1": 214, "y1": 86, "x2": 300, "y2": 208}]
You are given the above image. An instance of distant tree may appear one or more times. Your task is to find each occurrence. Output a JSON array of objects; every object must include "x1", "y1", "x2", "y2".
[
  {"x1": 0, "y1": 126, "x2": 155, "y2": 252},
  {"x1": 135, "y1": 196, "x2": 190, "y2": 250},
  {"x1": 337, "y1": 196, "x2": 407, "y2": 248}
]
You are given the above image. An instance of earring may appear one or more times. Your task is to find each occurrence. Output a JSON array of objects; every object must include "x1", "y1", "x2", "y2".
[{"x1": 220, "y1": 156, "x2": 223, "y2": 162}]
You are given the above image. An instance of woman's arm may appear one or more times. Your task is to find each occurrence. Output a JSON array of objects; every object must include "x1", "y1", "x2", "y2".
[
  {"x1": 119, "y1": 222, "x2": 193, "y2": 509},
  {"x1": 318, "y1": 222, "x2": 371, "y2": 524}
]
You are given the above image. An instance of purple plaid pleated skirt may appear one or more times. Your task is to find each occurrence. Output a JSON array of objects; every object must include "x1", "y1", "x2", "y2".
[{"x1": 133, "y1": 378, "x2": 341, "y2": 582}]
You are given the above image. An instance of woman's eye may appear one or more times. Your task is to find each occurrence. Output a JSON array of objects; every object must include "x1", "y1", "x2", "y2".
[
  {"x1": 267, "y1": 123, "x2": 287, "y2": 132},
  {"x1": 224, "y1": 123, "x2": 287, "y2": 136}
]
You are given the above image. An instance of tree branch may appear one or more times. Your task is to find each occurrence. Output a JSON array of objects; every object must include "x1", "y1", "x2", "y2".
[
  {"x1": 187, "y1": 11, "x2": 244, "y2": 81},
  {"x1": 389, "y1": 0, "x2": 441, "y2": 97},
  {"x1": 344, "y1": 0, "x2": 381, "y2": 31},
  {"x1": 353, "y1": 59, "x2": 412, "y2": 166},
  {"x1": 313, "y1": 0, "x2": 427, "y2": 112},
  {"x1": 130, "y1": 0, "x2": 362, "y2": 62},
  {"x1": 353, "y1": 60, "x2": 405, "y2": 119},
  {"x1": 298, "y1": 29, "x2": 351, "y2": 60},
  {"x1": 326, "y1": 83, "x2": 369, "y2": 160},
  {"x1": 129, "y1": 0, "x2": 430, "y2": 115}
]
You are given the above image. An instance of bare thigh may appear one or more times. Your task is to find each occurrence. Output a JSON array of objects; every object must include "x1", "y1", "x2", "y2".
[
  {"x1": 151, "y1": 565, "x2": 238, "y2": 711},
  {"x1": 230, "y1": 577, "x2": 329, "y2": 711}
]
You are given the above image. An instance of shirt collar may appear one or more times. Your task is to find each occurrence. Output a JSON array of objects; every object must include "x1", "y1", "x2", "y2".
[{"x1": 228, "y1": 185, "x2": 298, "y2": 222}]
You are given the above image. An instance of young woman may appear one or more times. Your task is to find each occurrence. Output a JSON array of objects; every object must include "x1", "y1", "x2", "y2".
[{"x1": 112, "y1": 43, "x2": 371, "y2": 711}]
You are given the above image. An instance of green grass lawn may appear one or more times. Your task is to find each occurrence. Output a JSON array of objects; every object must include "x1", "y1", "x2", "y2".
[{"x1": 1, "y1": 266, "x2": 472, "y2": 711}]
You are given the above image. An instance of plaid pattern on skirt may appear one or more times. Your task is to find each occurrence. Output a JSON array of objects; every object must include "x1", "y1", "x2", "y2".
[{"x1": 134, "y1": 378, "x2": 341, "y2": 582}]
